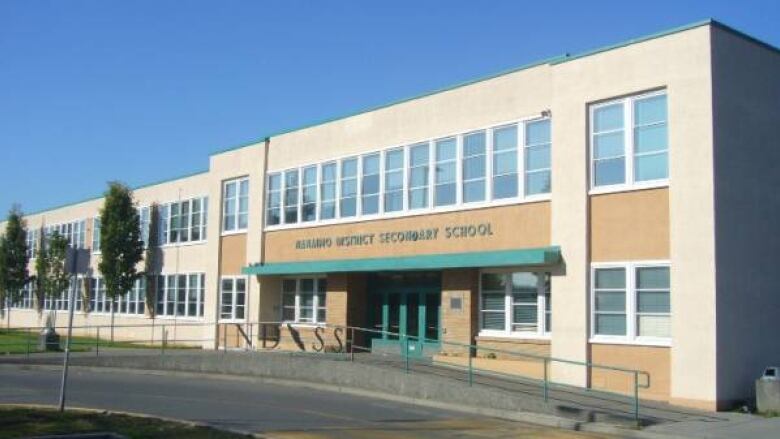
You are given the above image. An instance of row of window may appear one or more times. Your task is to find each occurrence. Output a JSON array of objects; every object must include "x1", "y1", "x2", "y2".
[
  {"x1": 265, "y1": 118, "x2": 551, "y2": 227},
  {"x1": 477, "y1": 264, "x2": 671, "y2": 343},
  {"x1": 45, "y1": 220, "x2": 87, "y2": 249},
  {"x1": 156, "y1": 273, "x2": 206, "y2": 318},
  {"x1": 281, "y1": 277, "x2": 327, "y2": 324},
  {"x1": 158, "y1": 197, "x2": 208, "y2": 245}
]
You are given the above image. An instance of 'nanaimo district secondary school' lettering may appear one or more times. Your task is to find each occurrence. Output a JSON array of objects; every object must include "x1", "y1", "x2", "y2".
[{"x1": 294, "y1": 223, "x2": 494, "y2": 250}]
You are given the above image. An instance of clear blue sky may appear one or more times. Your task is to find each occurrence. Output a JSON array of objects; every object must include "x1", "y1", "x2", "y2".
[{"x1": 1, "y1": 0, "x2": 778, "y2": 215}]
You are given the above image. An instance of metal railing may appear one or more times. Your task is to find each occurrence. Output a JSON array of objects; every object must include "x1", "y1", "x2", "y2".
[{"x1": 0, "y1": 321, "x2": 650, "y2": 426}]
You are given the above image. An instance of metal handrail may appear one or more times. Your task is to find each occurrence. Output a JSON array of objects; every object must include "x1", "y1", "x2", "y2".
[{"x1": 0, "y1": 320, "x2": 650, "y2": 426}]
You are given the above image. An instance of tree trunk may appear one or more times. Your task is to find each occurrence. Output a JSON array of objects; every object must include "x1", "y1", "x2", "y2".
[{"x1": 111, "y1": 307, "x2": 115, "y2": 342}]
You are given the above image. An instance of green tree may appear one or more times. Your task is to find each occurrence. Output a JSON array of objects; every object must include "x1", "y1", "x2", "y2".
[
  {"x1": 143, "y1": 203, "x2": 160, "y2": 318},
  {"x1": 41, "y1": 232, "x2": 71, "y2": 321},
  {"x1": 98, "y1": 182, "x2": 143, "y2": 341},
  {"x1": 34, "y1": 226, "x2": 48, "y2": 313},
  {"x1": 0, "y1": 206, "x2": 30, "y2": 328}
]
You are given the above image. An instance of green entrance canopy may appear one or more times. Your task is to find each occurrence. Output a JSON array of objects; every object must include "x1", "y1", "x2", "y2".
[{"x1": 242, "y1": 246, "x2": 560, "y2": 276}]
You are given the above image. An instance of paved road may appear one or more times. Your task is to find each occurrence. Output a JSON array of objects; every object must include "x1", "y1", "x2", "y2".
[{"x1": 0, "y1": 365, "x2": 611, "y2": 438}]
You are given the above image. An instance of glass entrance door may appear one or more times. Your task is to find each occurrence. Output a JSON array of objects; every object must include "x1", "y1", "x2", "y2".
[{"x1": 368, "y1": 273, "x2": 441, "y2": 357}]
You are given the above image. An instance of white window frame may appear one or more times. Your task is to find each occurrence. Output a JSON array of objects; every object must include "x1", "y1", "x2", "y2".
[
  {"x1": 222, "y1": 177, "x2": 249, "y2": 234},
  {"x1": 155, "y1": 273, "x2": 205, "y2": 319},
  {"x1": 264, "y1": 114, "x2": 552, "y2": 231},
  {"x1": 478, "y1": 269, "x2": 551, "y2": 339},
  {"x1": 219, "y1": 276, "x2": 247, "y2": 322},
  {"x1": 157, "y1": 196, "x2": 209, "y2": 246},
  {"x1": 590, "y1": 261, "x2": 671, "y2": 346},
  {"x1": 589, "y1": 90, "x2": 669, "y2": 194},
  {"x1": 280, "y1": 277, "x2": 327, "y2": 326}
]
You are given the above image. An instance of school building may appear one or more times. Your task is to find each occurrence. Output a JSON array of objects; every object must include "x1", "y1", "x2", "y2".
[{"x1": 2, "y1": 20, "x2": 779, "y2": 411}]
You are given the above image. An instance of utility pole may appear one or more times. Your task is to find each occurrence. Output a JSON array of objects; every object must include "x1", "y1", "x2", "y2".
[{"x1": 58, "y1": 247, "x2": 78, "y2": 412}]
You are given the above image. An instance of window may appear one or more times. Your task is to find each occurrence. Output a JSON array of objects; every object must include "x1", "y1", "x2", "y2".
[
  {"x1": 384, "y1": 148, "x2": 404, "y2": 212},
  {"x1": 222, "y1": 177, "x2": 249, "y2": 232},
  {"x1": 524, "y1": 119, "x2": 551, "y2": 195},
  {"x1": 492, "y1": 125, "x2": 518, "y2": 199},
  {"x1": 283, "y1": 169, "x2": 299, "y2": 224},
  {"x1": 139, "y1": 206, "x2": 151, "y2": 245},
  {"x1": 280, "y1": 277, "x2": 327, "y2": 324},
  {"x1": 408, "y1": 143, "x2": 429, "y2": 209},
  {"x1": 480, "y1": 271, "x2": 551, "y2": 336},
  {"x1": 89, "y1": 277, "x2": 146, "y2": 315},
  {"x1": 591, "y1": 263, "x2": 670, "y2": 342},
  {"x1": 462, "y1": 131, "x2": 486, "y2": 203},
  {"x1": 266, "y1": 173, "x2": 282, "y2": 226},
  {"x1": 92, "y1": 218, "x2": 101, "y2": 252},
  {"x1": 220, "y1": 276, "x2": 246, "y2": 321},
  {"x1": 591, "y1": 92, "x2": 668, "y2": 190},
  {"x1": 361, "y1": 153, "x2": 380, "y2": 215},
  {"x1": 434, "y1": 138, "x2": 457, "y2": 206},
  {"x1": 13, "y1": 282, "x2": 35, "y2": 309},
  {"x1": 157, "y1": 197, "x2": 208, "y2": 245},
  {"x1": 25, "y1": 228, "x2": 38, "y2": 259},
  {"x1": 301, "y1": 166, "x2": 318, "y2": 222},
  {"x1": 45, "y1": 220, "x2": 86, "y2": 249},
  {"x1": 320, "y1": 162, "x2": 337, "y2": 220},
  {"x1": 264, "y1": 117, "x2": 553, "y2": 229},
  {"x1": 340, "y1": 158, "x2": 358, "y2": 217},
  {"x1": 156, "y1": 273, "x2": 205, "y2": 318}
]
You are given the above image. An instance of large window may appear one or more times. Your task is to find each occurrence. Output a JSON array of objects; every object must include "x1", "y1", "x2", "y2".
[
  {"x1": 89, "y1": 277, "x2": 147, "y2": 315},
  {"x1": 281, "y1": 277, "x2": 327, "y2": 324},
  {"x1": 591, "y1": 263, "x2": 670, "y2": 343},
  {"x1": 45, "y1": 220, "x2": 86, "y2": 249},
  {"x1": 220, "y1": 276, "x2": 246, "y2": 321},
  {"x1": 480, "y1": 271, "x2": 551, "y2": 337},
  {"x1": 264, "y1": 117, "x2": 552, "y2": 229},
  {"x1": 222, "y1": 177, "x2": 249, "y2": 232},
  {"x1": 25, "y1": 228, "x2": 38, "y2": 259},
  {"x1": 590, "y1": 92, "x2": 668, "y2": 190},
  {"x1": 157, "y1": 197, "x2": 208, "y2": 245},
  {"x1": 156, "y1": 273, "x2": 205, "y2": 318}
]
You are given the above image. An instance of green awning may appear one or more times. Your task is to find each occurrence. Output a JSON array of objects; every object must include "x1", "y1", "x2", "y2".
[{"x1": 242, "y1": 246, "x2": 560, "y2": 276}]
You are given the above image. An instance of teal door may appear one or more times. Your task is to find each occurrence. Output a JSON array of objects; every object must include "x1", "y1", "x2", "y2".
[{"x1": 369, "y1": 273, "x2": 441, "y2": 357}]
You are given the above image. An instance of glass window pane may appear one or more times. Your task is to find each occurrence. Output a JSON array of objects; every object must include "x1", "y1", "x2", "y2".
[
  {"x1": 594, "y1": 103, "x2": 624, "y2": 132},
  {"x1": 363, "y1": 154, "x2": 379, "y2": 174},
  {"x1": 463, "y1": 181, "x2": 485, "y2": 203},
  {"x1": 635, "y1": 124, "x2": 667, "y2": 154},
  {"x1": 481, "y1": 293, "x2": 505, "y2": 311},
  {"x1": 385, "y1": 149, "x2": 404, "y2": 169},
  {"x1": 513, "y1": 305, "x2": 537, "y2": 325},
  {"x1": 268, "y1": 174, "x2": 281, "y2": 191},
  {"x1": 409, "y1": 188, "x2": 427, "y2": 209},
  {"x1": 436, "y1": 162, "x2": 456, "y2": 184},
  {"x1": 493, "y1": 151, "x2": 517, "y2": 175},
  {"x1": 481, "y1": 312, "x2": 505, "y2": 330},
  {"x1": 526, "y1": 171, "x2": 551, "y2": 195},
  {"x1": 595, "y1": 291, "x2": 626, "y2": 312},
  {"x1": 526, "y1": 119, "x2": 550, "y2": 145},
  {"x1": 595, "y1": 268, "x2": 626, "y2": 289},
  {"x1": 482, "y1": 273, "x2": 505, "y2": 292},
  {"x1": 463, "y1": 156, "x2": 485, "y2": 180},
  {"x1": 463, "y1": 132, "x2": 485, "y2": 156},
  {"x1": 634, "y1": 95, "x2": 667, "y2": 125},
  {"x1": 596, "y1": 314, "x2": 626, "y2": 335},
  {"x1": 436, "y1": 138, "x2": 456, "y2": 161},
  {"x1": 362, "y1": 175, "x2": 379, "y2": 197},
  {"x1": 342, "y1": 158, "x2": 357, "y2": 177},
  {"x1": 303, "y1": 166, "x2": 317, "y2": 185},
  {"x1": 594, "y1": 158, "x2": 625, "y2": 186},
  {"x1": 638, "y1": 291, "x2": 670, "y2": 313},
  {"x1": 435, "y1": 184, "x2": 456, "y2": 206},
  {"x1": 635, "y1": 153, "x2": 668, "y2": 181},
  {"x1": 493, "y1": 174, "x2": 517, "y2": 199},
  {"x1": 526, "y1": 145, "x2": 550, "y2": 170},
  {"x1": 510, "y1": 272, "x2": 537, "y2": 292},
  {"x1": 493, "y1": 125, "x2": 517, "y2": 151},
  {"x1": 594, "y1": 132, "x2": 625, "y2": 159},
  {"x1": 410, "y1": 143, "x2": 428, "y2": 166},
  {"x1": 636, "y1": 267, "x2": 669, "y2": 289},
  {"x1": 638, "y1": 315, "x2": 670, "y2": 337}
]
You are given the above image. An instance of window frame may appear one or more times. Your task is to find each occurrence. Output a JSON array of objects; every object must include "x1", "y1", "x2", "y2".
[
  {"x1": 264, "y1": 115, "x2": 551, "y2": 231},
  {"x1": 590, "y1": 261, "x2": 671, "y2": 346},
  {"x1": 157, "y1": 196, "x2": 209, "y2": 246},
  {"x1": 222, "y1": 177, "x2": 249, "y2": 234},
  {"x1": 279, "y1": 276, "x2": 327, "y2": 326},
  {"x1": 478, "y1": 269, "x2": 551, "y2": 339},
  {"x1": 154, "y1": 273, "x2": 206, "y2": 319},
  {"x1": 219, "y1": 275, "x2": 247, "y2": 322},
  {"x1": 589, "y1": 90, "x2": 669, "y2": 194}
]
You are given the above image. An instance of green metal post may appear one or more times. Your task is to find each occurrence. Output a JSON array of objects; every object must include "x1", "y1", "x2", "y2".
[
  {"x1": 634, "y1": 371, "x2": 640, "y2": 428},
  {"x1": 543, "y1": 358, "x2": 549, "y2": 402},
  {"x1": 404, "y1": 336, "x2": 409, "y2": 373},
  {"x1": 468, "y1": 350, "x2": 473, "y2": 386}
]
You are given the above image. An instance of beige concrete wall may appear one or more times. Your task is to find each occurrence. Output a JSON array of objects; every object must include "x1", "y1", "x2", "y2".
[
  {"x1": 219, "y1": 233, "x2": 247, "y2": 275},
  {"x1": 590, "y1": 188, "x2": 670, "y2": 262},
  {"x1": 548, "y1": 26, "x2": 716, "y2": 402},
  {"x1": 710, "y1": 26, "x2": 780, "y2": 408},
  {"x1": 264, "y1": 202, "x2": 550, "y2": 262},
  {"x1": 590, "y1": 343, "x2": 671, "y2": 402}
]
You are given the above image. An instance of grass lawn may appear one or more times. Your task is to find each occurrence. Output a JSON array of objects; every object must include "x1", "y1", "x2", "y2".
[
  {"x1": 0, "y1": 329, "x2": 195, "y2": 355},
  {"x1": 0, "y1": 407, "x2": 248, "y2": 438}
]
